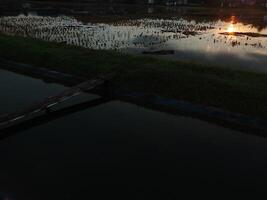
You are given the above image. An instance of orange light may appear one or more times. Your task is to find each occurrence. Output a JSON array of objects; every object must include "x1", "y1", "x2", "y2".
[{"x1": 227, "y1": 23, "x2": 235, "y2": 33}]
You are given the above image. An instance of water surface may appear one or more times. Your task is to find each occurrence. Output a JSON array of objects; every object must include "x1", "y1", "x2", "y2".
[
  {"x1": 2, "y1": 5, "x2": 267, "y2": 72},
  {"x1": 1, "y1": 68, "x2": 267, "y2": 199}
]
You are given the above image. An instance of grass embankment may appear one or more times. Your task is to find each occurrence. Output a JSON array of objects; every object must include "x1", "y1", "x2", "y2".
[{"x1": 0, "y1": 34, "x2": 267, "y2": 119}]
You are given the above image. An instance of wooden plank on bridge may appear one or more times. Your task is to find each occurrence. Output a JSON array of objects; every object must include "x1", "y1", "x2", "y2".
[{"x1": 0, "y1": 74, "x2": 113, "y2": 130}]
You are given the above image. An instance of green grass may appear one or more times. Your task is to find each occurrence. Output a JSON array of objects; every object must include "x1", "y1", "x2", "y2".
[{"x1": 1, "y1": 34, "x2": 267, "y2": 119}]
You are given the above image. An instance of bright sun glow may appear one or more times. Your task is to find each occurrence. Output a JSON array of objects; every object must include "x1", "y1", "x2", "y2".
[{"x1": 227, "y1": 23, "x2": 235, "y2": 33}]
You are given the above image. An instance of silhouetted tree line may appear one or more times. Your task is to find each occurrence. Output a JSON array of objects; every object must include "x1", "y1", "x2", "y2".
[
  {"x1": 30, "y1": 0, "x2": 202, "y2": 4},
  {"x1": 28, "y1": 0, "x2": 267, "y2": 7}
]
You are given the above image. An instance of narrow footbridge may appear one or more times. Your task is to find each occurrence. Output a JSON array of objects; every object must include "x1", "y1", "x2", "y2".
[{"x1": 0, "y1": 75, "x2": 112, "y2": 131}]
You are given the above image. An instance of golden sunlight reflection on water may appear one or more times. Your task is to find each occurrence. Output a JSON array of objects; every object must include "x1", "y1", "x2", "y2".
[
  {"x1": 227, "y1": 23, "x2": 235, "y2": 33},
  {"x1": 227, "y1": 16, "x2": 237, "y2": 33}
]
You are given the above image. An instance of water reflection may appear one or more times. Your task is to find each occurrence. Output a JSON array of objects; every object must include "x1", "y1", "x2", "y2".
[
  {"x1": 227, "y1": 22, "x2": 235, "y2": 33},
  {"x1": 2, "y1": 68, "x2": 267, "y2": 199},
  {"x1": 2, "y1": 8, "x2": 267, "y2": 71}
]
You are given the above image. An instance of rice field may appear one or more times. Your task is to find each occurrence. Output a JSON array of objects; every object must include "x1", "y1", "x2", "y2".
[{"x1": 1, "y1": 12, "x2": 267, "y2": 71}]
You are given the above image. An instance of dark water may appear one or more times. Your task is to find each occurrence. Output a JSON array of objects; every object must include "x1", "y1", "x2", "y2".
[{"x1": 1, "y1": 69, "x2": 267, "y2": 198}]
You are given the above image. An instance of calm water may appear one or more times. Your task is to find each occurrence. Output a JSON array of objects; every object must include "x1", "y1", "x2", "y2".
[
  {"x1": 2, "y1": 5, "x2": 267, "y2": 72},
  {"x1": 1, "y1": 69, "x2": 267, "y2": 198}
]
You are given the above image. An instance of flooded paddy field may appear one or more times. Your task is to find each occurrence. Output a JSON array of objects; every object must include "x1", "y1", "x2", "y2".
[
  {"x1": 2, "y1": 3, "x2": 267, "y2": 198},
  {"x1": 1, "y1": 68, "x2": 267, "y2": 199},
  {"x1": 1, "y1": 3, "x2": 267, "y2": 72}
]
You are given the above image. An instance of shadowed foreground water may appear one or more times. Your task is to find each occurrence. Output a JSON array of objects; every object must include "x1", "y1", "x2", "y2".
[{"x1": 0, "y1": 69, "x2": 267, "y2": 199}]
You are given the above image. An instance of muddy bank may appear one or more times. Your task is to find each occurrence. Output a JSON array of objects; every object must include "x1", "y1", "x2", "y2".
[{"x1": 220, "y1": 32, "x2": 267, "y2": 37}]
